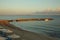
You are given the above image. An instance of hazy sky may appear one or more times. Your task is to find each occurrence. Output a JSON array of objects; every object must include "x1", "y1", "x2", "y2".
[{"x1": 0, "y1": 0, "x2": 60, "y2": 15}]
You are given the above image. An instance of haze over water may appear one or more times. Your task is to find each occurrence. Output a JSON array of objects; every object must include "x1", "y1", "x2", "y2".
[{"x1": 0, "y1": 0, "x2": 60, "y2": 15}]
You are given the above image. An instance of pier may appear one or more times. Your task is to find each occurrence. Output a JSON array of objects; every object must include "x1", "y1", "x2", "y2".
[{"x1": 7, "y1": 18, "x2": 53, "y2": 22}]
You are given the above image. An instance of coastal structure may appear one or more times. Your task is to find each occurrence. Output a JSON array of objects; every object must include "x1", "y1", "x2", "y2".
[{"x1": 7, "y1": 18, "x2": 53, "y2": 22}]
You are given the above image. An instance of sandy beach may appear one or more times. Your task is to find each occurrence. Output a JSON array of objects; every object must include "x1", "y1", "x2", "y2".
[{"x1": 0, "y1": 20, "x2": 57, "y2": 40}]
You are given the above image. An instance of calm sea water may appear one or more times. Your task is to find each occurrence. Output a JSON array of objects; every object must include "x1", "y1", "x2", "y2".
[{"x1": 0, "y1": 15, "x2": 60, "y2": 39}]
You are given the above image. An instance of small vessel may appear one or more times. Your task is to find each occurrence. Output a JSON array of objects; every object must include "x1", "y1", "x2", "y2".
[{"x1": 45, "y1": 19, "x2": 49, "y2": 22}]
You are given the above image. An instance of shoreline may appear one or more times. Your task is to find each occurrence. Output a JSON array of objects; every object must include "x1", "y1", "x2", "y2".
[{"x1": 0, "y1": 20, "x2": 57, "y2": 40}]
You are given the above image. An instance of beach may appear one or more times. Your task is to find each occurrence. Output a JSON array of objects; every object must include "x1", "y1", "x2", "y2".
[{"x1": 0, "y1": 20, "x2": 57, "y2": 40}]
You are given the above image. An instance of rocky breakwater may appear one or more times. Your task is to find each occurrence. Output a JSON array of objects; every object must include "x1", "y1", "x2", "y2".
[{"x1": 0, "y1": 20, "x2": 9, "y2": 26}]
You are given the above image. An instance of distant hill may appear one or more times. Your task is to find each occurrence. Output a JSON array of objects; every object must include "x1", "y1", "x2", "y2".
[{"x1": 32, "y1": 11, "x2": 60, "y2": 15}]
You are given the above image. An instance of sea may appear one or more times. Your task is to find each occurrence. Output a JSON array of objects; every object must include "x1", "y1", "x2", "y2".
[{"x1": 0, "y1": 15, "x2": 60, "y2": 40}]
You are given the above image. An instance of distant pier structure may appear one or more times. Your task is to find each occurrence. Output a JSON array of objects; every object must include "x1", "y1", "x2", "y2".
[{"x1": 7, "y1": 18, "x2": 53, "y2": 22}]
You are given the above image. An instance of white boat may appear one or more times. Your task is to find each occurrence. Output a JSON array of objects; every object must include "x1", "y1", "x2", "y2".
[{"x1": 45, "y1": 19, "x2": 49, "y2": 22}]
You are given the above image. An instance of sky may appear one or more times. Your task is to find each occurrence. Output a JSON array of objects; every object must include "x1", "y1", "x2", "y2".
[{"x1": 0, "y1": 0, "x2": 60, "y2": 15}]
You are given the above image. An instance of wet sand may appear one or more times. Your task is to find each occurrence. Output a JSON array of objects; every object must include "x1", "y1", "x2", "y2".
[{"x1": 0, "y1": 20, "x2": 57, "y2": 40}]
